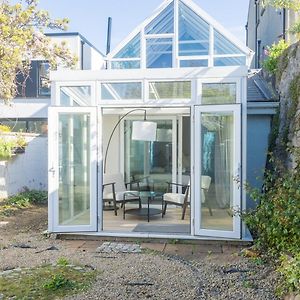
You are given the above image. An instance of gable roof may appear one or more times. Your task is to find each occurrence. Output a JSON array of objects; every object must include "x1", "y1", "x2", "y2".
[{"x1": 107, "y1": 0, "x2": 254, "y2": 67}]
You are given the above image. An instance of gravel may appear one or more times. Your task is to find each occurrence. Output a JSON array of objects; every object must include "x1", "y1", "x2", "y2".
[{"x1": 0, "y1": 206, "x2": 280, "y2": 300}]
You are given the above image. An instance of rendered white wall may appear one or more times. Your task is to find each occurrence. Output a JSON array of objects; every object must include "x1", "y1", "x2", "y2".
[
  {"x1": 0, "y1": 134, "x2": 47, "y2": 199},
  {"x1": 0, "y1": 98, "x2": 49, "y2": 119},
  {"x1": 102, "y1": 115, "x2": 120, "y2": 175}
]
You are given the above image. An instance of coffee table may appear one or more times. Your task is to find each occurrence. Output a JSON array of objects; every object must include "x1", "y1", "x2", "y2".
[{"x1": 125, "y1": 191, "x2": 164, "y2": 222}]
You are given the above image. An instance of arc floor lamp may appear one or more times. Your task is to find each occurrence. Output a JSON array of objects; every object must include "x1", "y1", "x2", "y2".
[{"x1": 103, "y1": 109, "x2": 157, "y2": 174}]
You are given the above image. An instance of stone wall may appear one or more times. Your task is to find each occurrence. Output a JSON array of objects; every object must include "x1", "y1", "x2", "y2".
[
  {"x1": 275, "y1": 41, "x2": 300, "y2": 169},
  {"x1": 0, "y1": 133, "x2": 47, "y2": 199}
]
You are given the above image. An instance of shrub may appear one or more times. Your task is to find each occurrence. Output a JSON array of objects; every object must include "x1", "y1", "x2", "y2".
[
  {"x1": 263, "y1": 40, "x2": 289, "y2": 74},
  {"x1": 0, "y1": 124, "x2": 11, "y2": 132},
  {"x1": 244, "y1": 169, "x2": 300, "y2": 256},
  {"x1": 6, "y1": 189, "x2": 48, "y2": 206},
  {"x1": 0, "y1": 138, "x2": 15, "y2": 160},
  {"x1": 277, "y1": 253, "x2": 300, "y2": 296}
]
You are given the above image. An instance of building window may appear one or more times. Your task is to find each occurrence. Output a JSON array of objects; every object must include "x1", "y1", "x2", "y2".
[
  {"x1": 38, "y1": 62, "x2": 50, "y2": 96},
  {"x1": 0, "y1": 119, "x2": 48, "y2": 135}
]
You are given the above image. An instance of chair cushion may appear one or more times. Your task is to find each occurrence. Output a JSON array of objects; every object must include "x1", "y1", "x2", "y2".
[
  {"x1": 163, "y1": 193, "x2": 188, "y2": 205},
  {"x1": 103, "y1": 190, "x2": 139, "y2": 201}
]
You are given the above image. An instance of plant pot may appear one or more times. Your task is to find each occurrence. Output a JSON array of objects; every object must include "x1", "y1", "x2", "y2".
[{"x1": 12, "y1": 146, "x2": 25, "y2": 155}]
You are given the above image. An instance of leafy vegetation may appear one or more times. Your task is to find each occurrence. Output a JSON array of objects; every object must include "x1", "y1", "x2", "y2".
[
  {"x1": 277, "y1": 253, "x2": 300, "y2": 295},
  {"x1": 0, "y1": 127, "x2": 28, "y2": 161},
  {"x1": 263, "y1": 40, "x2": 289, "y2": 75},
  {"x1": 0, "y1": 0, "x2": 77, "y2": 103},
  {"x1": 262, "y1": 0, "x2": 300, "y2": 11},
  {"x1": 0, "y1": 189, "x2": 47, "y2": 216},
  {"x1": 0, "y1": 260, "x2": 97, "y2": 299}
]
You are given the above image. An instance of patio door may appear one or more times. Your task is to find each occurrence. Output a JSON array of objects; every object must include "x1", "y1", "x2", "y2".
[
  {"x1": 194, "y1": 105, "x2": 241, "y2": 238},
  {"x1": 48, "y1": 107, "x2": 98, "y2": 232}
]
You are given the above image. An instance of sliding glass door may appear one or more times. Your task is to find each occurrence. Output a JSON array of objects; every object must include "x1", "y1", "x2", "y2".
[{"x1": 194, "y1": 105, "x2": 241, "y2": 238}]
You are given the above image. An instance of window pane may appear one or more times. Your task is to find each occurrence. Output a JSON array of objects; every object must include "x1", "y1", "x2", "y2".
[
  {"x1": 27, "y1": 120, "x2": 48, "y2": 135},
  {"x1": 0, "y1": 120, "x2": 27, "y2": 132},
  {"x1": 0, "y1": 119, "x2": 48, "y2": 134},
  {"x1": 60, "y1": 86, "x2": 91, "y2": 106},
  {"x1": 39, "y1": 62, "x2": 50, "y2": 96},
  {"x1": 202, "y1": 83, "x2": 236, "y2": 105},
  {"x1": 101, "y1": 82, "x2": 142, "y2": 100},
  {"x1": 147, "y1": 38, "x2": 173, "y2": 68},
  {"x1": 179, "y1": 1, "x2": 209, "y2": 56},
  {"x1": 214, "y1": 56, "x2": 246, "y2": 66},
  {"x1": 114, "y1": 34, "x2": 140, "y2": 58},
  {"x1": 124, "y1": 119, "x2": 173, "y2": 193},
  {"x1": 180, "y1": 59, "x2": 208, "y2": 68},
  {"x1": 214, "y1": 30, "x2": 244, "y2": 55},
  {"x1": 200, "y1": 112, "x2": 234, "y2": 231},
  {"x1": 145, "y1": 2, "x2": 174, "y2": 34},
  {"x1": 149, "y1": 81, "x2": 191, "y2": 100},
  {"x1": 58, "y1": 113, "x2": 91, "y2": 226},
  {"x1": 111, "y1": 60, "x2": 140, "y2": 69}
]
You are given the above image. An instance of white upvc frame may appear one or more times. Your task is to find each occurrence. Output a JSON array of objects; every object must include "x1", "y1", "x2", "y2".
[
  {"x1": 194, "y1": 104, "x2": 242, "y2": 239},
  {"x1": 48, "y1": 106, "x2": 98, "y2": 233},
  {"x1": 52, "y1": 81, "x2": 96, "y2": 106},
  {"x1": 97, "y1": 78, "x2": 194, "y2": 106}
]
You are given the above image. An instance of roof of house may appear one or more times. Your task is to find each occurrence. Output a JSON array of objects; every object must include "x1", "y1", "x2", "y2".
[
  {"x1": 45, "y1": 32, "x2": 104, "y2": 56},
  {"x1": 247, "y1": 69, "x2": 278, "y2": 102}
]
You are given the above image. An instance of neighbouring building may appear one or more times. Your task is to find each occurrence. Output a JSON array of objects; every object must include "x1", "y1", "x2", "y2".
[
  {"x1": 246, "y1": 0, "x2": 300, "y2": 68},
  {"x1": 0, "y1": 33, "x2": 104, "y2": 196}
]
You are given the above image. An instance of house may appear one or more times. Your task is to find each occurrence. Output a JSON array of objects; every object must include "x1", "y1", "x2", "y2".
[
  {"x1": 0, "y1": 33, "x2": 104, "y2": 195},
  {"x1": 0, "y1": 32, "x2": 104, "y2": 135},
  {"x1": 246, "y1": 0, "x2": 300, "y2": 68},
  {"x1": 46, "y1": 0, "x2": 279, "y2": 240}
]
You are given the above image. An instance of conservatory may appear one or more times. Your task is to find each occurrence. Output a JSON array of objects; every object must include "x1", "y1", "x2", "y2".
[{"x1": 48, "y1": 0, "x2": 253, "y2": 240}]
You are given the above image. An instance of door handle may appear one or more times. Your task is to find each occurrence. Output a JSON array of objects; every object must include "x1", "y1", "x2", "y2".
[{"x1": 49, "y1": 167, "x2": 56, "y2": 175}]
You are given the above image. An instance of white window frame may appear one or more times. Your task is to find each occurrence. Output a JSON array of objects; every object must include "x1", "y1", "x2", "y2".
[
  {"x1": 52, "y1": 81, "x2": 96, "y2": 106},
  {"x1": 99, "y1": 80, "x2": 144, "y2": 104}
]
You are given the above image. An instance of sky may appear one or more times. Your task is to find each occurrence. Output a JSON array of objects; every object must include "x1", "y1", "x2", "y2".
[{"x1": 38, "y1": 0, "x2": 249, "y2": 54}]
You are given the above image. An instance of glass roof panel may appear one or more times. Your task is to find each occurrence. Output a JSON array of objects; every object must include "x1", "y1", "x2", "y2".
[
  {"x1": 146, "y1": 38, "x2": 173, "y2": 68},
  {"x1": 114, "y1": 34, "x2": 141, "y2": 58},
  {"x1": 214, "y1": 30, "x2": 244, "y2": 55},
  {"x1": 145, "y1": 2, "x2": 174, "y2": 34},
  {"x1": 178, "y1": 1, "x2": 209, "y2": 56}
]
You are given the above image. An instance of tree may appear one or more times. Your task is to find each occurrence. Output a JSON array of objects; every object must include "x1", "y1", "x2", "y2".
[
  {"x1": 0, "y1": 0, "x2": 77, "y2": 103},
  {"x1": 262, "y1": 0, "x2": 300, "y2": 10}
]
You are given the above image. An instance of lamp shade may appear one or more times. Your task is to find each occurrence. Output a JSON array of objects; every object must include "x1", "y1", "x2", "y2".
[{"x1": 132, "y1": 121, "x2": 157, "y2": 141}]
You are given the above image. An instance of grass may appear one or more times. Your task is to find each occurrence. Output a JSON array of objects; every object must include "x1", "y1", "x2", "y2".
[
  {"x1": 0, "y1": 263, "x2": 97, "y2": 299},
  {"x1": 0, "y1": 189, "x2": 47, "y2": 217}
]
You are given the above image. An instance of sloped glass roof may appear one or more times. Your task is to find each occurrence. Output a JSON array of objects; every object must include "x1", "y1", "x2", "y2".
[
  {"x1": 109, "y1": 0, "x2": 250, "y2": 69},
  {"x1": 145, "y1": 2, "x2": 174, "y2": 34},
  {"x1": 114, "y1": 34, "x2": 141, "y2": 58},
  {"x1": 178, "y1": 1, "x2": 209, "y2": 56},
  {"x1": 214, "y1": 30, "x2": 244, "y2": 55}
]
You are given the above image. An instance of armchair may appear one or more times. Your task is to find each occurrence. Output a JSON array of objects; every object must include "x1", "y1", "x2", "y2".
[{"x1": 102, "y1": 173, "x2": 142, "y2": 219}]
